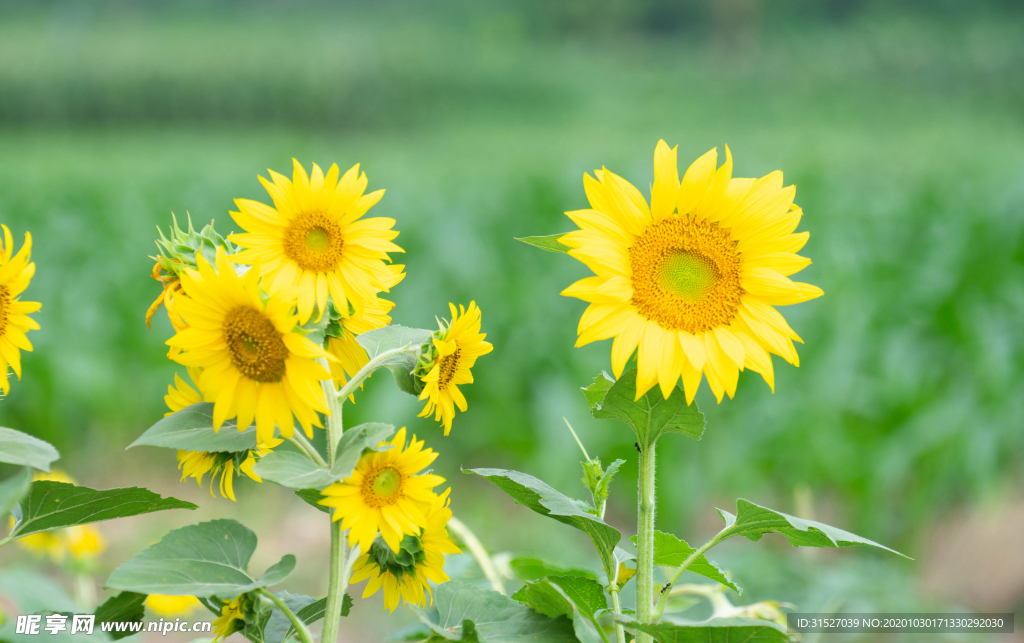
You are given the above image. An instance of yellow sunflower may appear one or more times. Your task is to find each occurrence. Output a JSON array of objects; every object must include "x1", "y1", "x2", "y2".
[
  {"x1": 17, "y1": 470, "x2": 105, "y2": 562},
  {"x1": 211, "y1": 595, "x2": 250, "y2": 643},
  {"x1": 166, "y1": 247, "x2": 332, "y2": 443},
  {"x1": 166, "y1": 371, "x2": 283, "y2": 502},
  {"x1": 319, "y1": 427, "x2": 445, "y2": 553},
  {"x1": 326, "y1": 293, "x2": 395, "y2": 395},
  {"x1": 415, "y1": 302, "x2": 493, "y2": 435},
  {"x1": 229, "y1": 160, "x2": 405, "y2": 324},
  {"x1": 144, "y1": 595, "x2": 200, "y2": 617},
  {"x1": 560, "y1": 141, "x2": 823, "y2": 404},
  {"x1": 350, "y1": 488, "x2": 461, "y2": 612},
  {"x1": 0, "y1": 226, "x2": 40, "y2": 395}
]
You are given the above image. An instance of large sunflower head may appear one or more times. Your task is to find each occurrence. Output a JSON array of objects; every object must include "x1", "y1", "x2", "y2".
[
  {"x1": 349, "y1": 488, "x2": 460, "y2": 612},
  {"x1": 229, "y1": 160, "x2": 405, "y2": 324},
  {"x1": 166, "y1": 247, "x2": 332, "y2": 443},
  {"x1": 561, "y1": 141, "x2": 823, "y2": 404},
  {"x1": 0, "y1": 226, "x2": 40, "y2": 395},
  {"x1": 318, "y1": 427, "x2": 445, "y2": 553},
  {"x1": 414, "y1": 302, "x2": 493, "y2": 435}
]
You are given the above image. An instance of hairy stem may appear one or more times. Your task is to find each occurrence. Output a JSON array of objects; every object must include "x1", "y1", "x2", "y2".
[
  {"x1": 635, "y1": 440, "x2": 657, "y2": 643},
  {"x1": 334, "y1": 344, "x2": 420, "y2": 404},
  {"x1": 608, "y1": 586, "x2": 628, "y2": 643},
  {"x1": 448, "y1": 515, "x2": 505, "y2": 595},
  {"x1": 287, "y1": 434, "x2": 327, "y2": 468},
  {"x1": 320, "y1": 364, "x2": 348, "y2": 643},
  {"x1": 652, "y1": 530, "x2": 729, "y2": 621},
  {"x1": 259, "y1": 588, "x2": 315, "y2": 643}
]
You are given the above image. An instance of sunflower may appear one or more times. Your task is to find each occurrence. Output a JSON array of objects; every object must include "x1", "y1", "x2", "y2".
[
  {"x1": 144, "y1": 595, "x2": 201, "y2": 617},
  {"x1": 166, "y1": 247, "x2": 332, "y2": 443},
  {"x1": 0, "y1": 226, "x2": 40, "y2": 395},
  {"x1": 211, "y1": 595, "x2": 252, "y2": 643},
  {"x1": 319, "y1": 427, "x2": 445, "y2": 553},
  {"x1": 16, "y1": 470, "x2": 105, "y2": 562},
  {"x1": 229, "y1": 160, "x2": 405, "y2": 324},
  {"x1": 326, "y1": 293, "x2": 395, "y2": 396},
  {"x1": 350, "y1": 488, "x2": 461, "y2": 612},
  {"x1": 560, "y1": 141, "x2": 823, "y2": 404},
  {"x1": 166, "y1": 371, "x2": 283, "y2": 501},
  {"x1": 415, "y1": 302, "x2": 493, "y2": 435}
]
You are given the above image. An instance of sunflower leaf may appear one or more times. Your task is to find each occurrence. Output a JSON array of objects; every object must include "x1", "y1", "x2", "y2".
[
  {"x1": 257, "y1": 591, "x2": 317, "y2": 643},
  {"x1": 582, "y1": 369, "x2": 705, "y2": 447},
  {"x1": 106, "y1": 519, "x2": 295, "y2": 597},
  {"x1": 465, "y1": 468, "x2": 621, "y2": 580},
  {"x1": 94, "y1": 592, "x2": 147, "y2": 641},
  {"x1": 618, "y1": 616, "x2": 789, "y2": 642},
  {"x1": 0, "y1": 467, "x2": 33, "y2": 520},
  {"x1": 718, "y1": 499, "x2": 909, "y2": 557},
  {"x1": 511, "y1": 576, "x2": 607, "y2": 643},
  {"x1": 294, "y1": 488, "x2": 330, "y2": 513},
  {"x1": 128, "y1": 402, "x2": 256, "y2": 453},
  {"x1": 629, "y1": 531, "x2": 739, "y2": 593},
  {"x1": 0, "y1": 427, "x2": 60, "y2": 471},
  {"x1": 515, "y1": 234, "x2": 572, "y2": 253},
  {"x1": 356, "y1": 325, "x2": 433, "y2": 396},
  {"x1": 9, "y1": 481, "x2": 196, "y2": 539},
  {"x1": 331, "y1": 422, "x2": 397, "y2": 481},
  {"x1": 508, "y1": 557, "x2": 597, "y2": 582},
  {"x1": 409, "y1": 581, "x2": 578, "y2": 642},
  {"x1": 252, "y1": 451, "x2": 336, "y2": 490}
]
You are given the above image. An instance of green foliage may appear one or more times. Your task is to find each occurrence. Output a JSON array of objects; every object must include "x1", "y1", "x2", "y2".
[
  {"x1": 410, "y1": 581, "x2": 577, "y2": 642},
  {"x1": 0, "y1": 427, "x2": 59, "y2": 471},
  {"x1": 106, "y1": 519, "x2": 294, "y2": 597},
  {"x1": 129, "y1": 402, "x2": 254, "y2": 453},
  {"x1": 253, "y1": 423, "x2": 396, "y2": 490},
  {"x1": 285, "y1": 594, "x2": 349, "y2": 640},
  {"x1": 94, "y1": 592, "x2": 146, "y2": 641},
  {"x1": 718, "y1": 499, "x2": 908, "y2": 557},
  {"x1": 7, "y1": 481, "x2": 196, "y2": 540},
  {"x1": 330, "y1": 422, "x2": 397, "y2": 481},
  {"x1": 514, "y1": 234, "x2": 571, "y2": 254},
  {"x1": 355, "y1": 325, "x2": 432, "y2": 395},
  {"x1": 582, "y1": 371, "x2": 704, "y2": 447},
  {"x1": 620, "y1": 617, "x2": 788, "y2": 643},
  {"x1": 294, "y1": 488, "x2": 330, "y2": 514},
  {"x1": 248, "y1": 592, "x2": 321, "y2": 643},
  {"x1": 509, "y1": 557, "x2": 597, "y2": 582},
  {"x1": 630, "y1": 531, "x2": 739, "y2": 593},
  {"x1": 513, "y1": 576, "x2": 608, "y2": 643},
  {"x1": 0, "y1": 467, "x2": 32, "y2": 519},
  {"x1": 467, "y1": 468, "x2": 620, "y2": 578}
]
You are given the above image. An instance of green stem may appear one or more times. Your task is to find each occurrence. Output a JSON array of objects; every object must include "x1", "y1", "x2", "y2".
[
  {"x1": 320, "y1": 364, "x2": 349, "y2": 643},
  {"x1": 448, "y1": 516, "x2": 505, "y2": 595},
  {"x1": 287, "y1": 434, "x2": 327, "y2": 468},
  {"x1": 651, "y1": 530, "x2": 729, "y2": 621},
  {"x1": 334, "y1": 344, "x2": 420, "y2": 404},
  {"x1": 258, "y1": 588, "x2": 315, "y2": 643},
  {"x1": 635, "y1": 439, "x2": 657, "y2": 643},
  {"x1": 608, "y1": 586, "x2": 628, "y2": 643}
]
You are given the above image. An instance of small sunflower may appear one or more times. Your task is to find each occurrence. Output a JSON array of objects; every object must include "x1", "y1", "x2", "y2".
[
  {"x1": 350, "y1": 488, "x2": 461, "y2": 612},
  {"x1": 212, "y1": 594, "x2": 253, "y2": 643},
  {"x1": 560, "y1": 141, "x2": 823, "y2": 403},
  {"x1": 0, "y1": 226, "x2": 40, "y2": 395},
  {"x1": 166, "y1": 247, "x2": 332, "y2": 443},
  {"x1": 319, "y1": 427, "x2": 445, "y2": 553},
  {"x1": 229, "y1": 160, "x2": 405, "y2": 324},
  {"x1": 166, "y1": 371, "x2": 283, "y2": 502},
  {"x1": 144, "y1": 595, "x2": 200, "y2": 617},
  {"x1": 326, "y1": 294, "x2": 395, "y2": 395},
  {"x1": 415, "y1": 302, "x2": 493, "y2": 435},
  {"x1": 16, "y1": 470, "x2": 105, "y2": 562}
]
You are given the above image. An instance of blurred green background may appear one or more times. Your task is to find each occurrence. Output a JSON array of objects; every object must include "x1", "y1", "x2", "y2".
[{"x1": 1, "y1": 0, "x2": 1023, "y2": 640}]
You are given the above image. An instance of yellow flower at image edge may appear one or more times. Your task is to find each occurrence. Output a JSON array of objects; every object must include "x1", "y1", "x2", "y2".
[
  {"x1": 319, "y1": 427, "x2": 444, "y2": 553},
  {"x1": 229, "y1": 159, "x2": 405, "y2": 324},
  {"x1": 144, "y1": 595, "x2": 200, "y2": 617},
  {"x1": 166, "y1": 247, "x2": 332, "y2": 443},
  {"x1": 561, "y1": 141, "x2": 823, "y2": 403},
  {"x1": 416, "y1": 302, "x2": 493, "y2": 435},
  {"x1": 0, "y1": 225, "x2": 41, "y2": 395},
  {"x1": 351, "y1": 489, "x2": 461, "y2": 612},
  {"x1": 17, "y1": 470, "x2": 105, "y2": 562},
  {"x1": 166, "y1": 371, "x2": 283, "y2": 501}
]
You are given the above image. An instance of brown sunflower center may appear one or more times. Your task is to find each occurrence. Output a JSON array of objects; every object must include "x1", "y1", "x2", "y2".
[
  {"x1": 0, "y1": 286, "x2": 9, "y2": 335},
  {"x1": 629, "y1": 216, "x2": 742, "y2": 334},
  {"x1": 363, "y1": 466, "x2": 404, "y2": 507},
  {"x1": 282, "y1": 211, "x2": 345, "y2": 272},
  {"x1": 437, "y1": 348, "x2": 461, "y2": 389},
  {"x1": 223, "y1": 306, "x2": 288, "y2": 383}
]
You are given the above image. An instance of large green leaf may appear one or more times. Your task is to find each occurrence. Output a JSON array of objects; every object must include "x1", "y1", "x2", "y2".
[
  {"x1": 8, "y1": 481, "x2": 196, "y2": 540},
  {"x1": 106, "y1": 519, "x2": 295, "y2": 597},
  {"x1": 331, "y1": 422, "x2": 397, "y2": 481},
  {"x1": 411, "y1": 581, "x2": 578, "y2": 642},
  {"x1": 630, "y1": 531, "x2": 739, "y2": 593},
  {"x1": 466, "y1": 468, "x2": 621, "y2": 576},
  {"x1": 0, "y1": 467, "x2": 32, "y2": 519},
  {"x1": 509, "y1": 557, "x2": 597, "y2": 582},
  {"x1": 0, "y1": 427, "x2": 59, "y2": 471},
  {"x1": 621, "y1": 617, "x2": 788, "y2": 643},
  {"x1": 128, "y1": 402, "x2": 255, "y2": 453},
  {"x1": 718, "y1": 499, "x2": 908, "y2": 557},
  {"x1": 582, "y1": 371, "x2": 704, "y2": 447},
  {"x1": 356, "y1": 325, "x2": 433, "y2": 395},
  {"x1": 94, "y1": 592, "x2": 147, "y2": 641},
  {"x1": 512, "y1": 576, "x2": 608, "y2": 643},
  {"x1": 514, "y1": 234, "x2": 572, "y2": 253},
  {"x1": 254, "y1": 592, "x2": 317, "y2": 643},
  {"x1": 254, "y1": 423, "x2": 396, "y2": 490}
]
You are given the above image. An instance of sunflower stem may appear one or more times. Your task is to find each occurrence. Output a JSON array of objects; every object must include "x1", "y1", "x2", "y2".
[
  {"x1": 608, "y1": 585, "x2": 628, "y2": 643},
  {"x1": 635, "y1": 437, "x2": 657, "y2": 643},
  {"x1": 288, "y1": 434, "x2": 327, "y2": 468},
  {"x1": 448, "y1": 515, "x2": 505, "y2": 595},
  {"x1": 258, "y1": 588, "x2": 315, "y2": 643},
  {"x1": 334, "y1": 344, "x2": 421, "y2": 405},
  {"x1": 320, "y1": 359, "x2": 349, "y2": 643}
]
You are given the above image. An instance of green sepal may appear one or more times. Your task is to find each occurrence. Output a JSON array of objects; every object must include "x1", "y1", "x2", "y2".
[
  {"x1": 583, "y1": 370, "x2": 704, "y2": 447},
  {"x1": 356, "y1": 325, "x2": 433, "y2": 396},
  {"x1": 515, "y1": 234, "x2": 572, "y2": 253},
  {"x1": 153, "y1": 214, "x2": 237, "y2": 278}
]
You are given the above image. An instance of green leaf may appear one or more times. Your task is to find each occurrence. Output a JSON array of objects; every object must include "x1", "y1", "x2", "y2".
[
  {"x1": 129, "y1": 402, "x2": 255, "y2": 453},
  {"x1": 583, "y1": 370, "x2": 704, "y2": 446},
  {"x1": 718, "y1": 499, "x2": 909, "y2": 557},
  {"x1": 284, "y1": 594, "x2": 348, "y2": 640},
  {"x1": 106, "y1": 519, "x2": 295, "y2": 597},
  {"x1": 0, "y1": 467, "x2": 32, "y2": 519},
  {"x1": 94, "y1": 592, "x2": 147, "y2": 641},
  {"x1": 466, "y1": 468, "x2": 621, "y2": 577},
  {"x1": 259, "y1": 592, "x2": 317, "y2": 643},
  {"x1": 511, "y1": 576, "x2": 605, "y2": 643},
  {"x1": 331, "y1": 422, "x2": 397, "y2": 481},
  {"x1": 251, "y1": 451, "x2": 335, "y2": 490},
  {"x1": 508, "y1": 557, "x2": 597, "y2": 582},
  {"x1": 410, "y1": 581, "x2": 577, "y2": 642},
  {"x1": 620, "y1": 616, "x2": 789, "y2": 643},
  {"x1": 0, "y1": 427, "x2": 59, "y2": 471},
  {"x1": 356, "y1": 325, "x2": 433, "y2": 396},
  {"x1": 0, "y1": 569, "x2": 89, "y2": 643},
  {"x1": 294, "y1": 489, "x2": 329, "y2": 514},
  {"x1": 630, "y1": 531, "x2": 739, "y2": 593},
  {"x1": 9, "y1": 482, "x2": 196, "y2": 539},
  {"x1": 514, "y1": 234, "x2": 572, "y2": 254}
]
